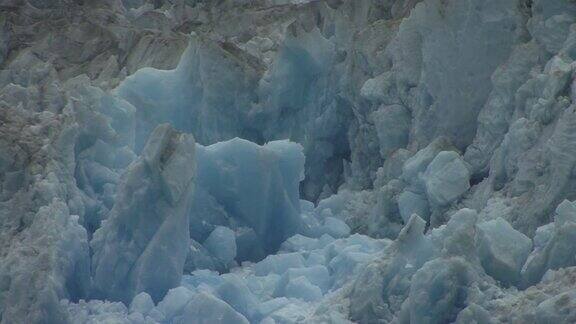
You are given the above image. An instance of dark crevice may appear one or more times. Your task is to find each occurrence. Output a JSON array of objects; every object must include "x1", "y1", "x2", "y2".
[{"x1": 470, "y1": 169, "x2": 488, "y2": 187}]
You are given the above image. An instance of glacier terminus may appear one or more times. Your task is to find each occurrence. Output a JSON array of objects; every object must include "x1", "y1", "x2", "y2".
[{"x1": 2, "y1": 0, "x2": 576, "y2": 323}]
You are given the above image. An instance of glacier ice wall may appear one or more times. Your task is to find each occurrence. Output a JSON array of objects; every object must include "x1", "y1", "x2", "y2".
[
  {"x1": 4, "y1": 0, "x2": 576, "y2": 323},
  {"x1": 113, "y1": 0, "x2": 526, "y2": 203}
]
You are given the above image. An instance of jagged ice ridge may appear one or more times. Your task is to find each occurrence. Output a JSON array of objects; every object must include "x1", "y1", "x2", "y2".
[{"x1": 3, "y1": 0, "x2": 576, "y2": 323}]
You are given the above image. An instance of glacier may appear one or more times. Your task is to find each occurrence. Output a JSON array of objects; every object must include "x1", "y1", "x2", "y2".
[{"x1": 3, "y1": 0, "x2": 576, "y2": 323}]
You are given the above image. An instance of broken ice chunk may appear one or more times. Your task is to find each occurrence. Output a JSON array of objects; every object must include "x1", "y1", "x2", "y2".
[
  {"x1": 274, "y1": 265, "x2": 331, "y2": 297},
  {"x1": 477, "y1": 218, "x2": 532, "y2": 285},
  {"x1": 204, "y1": 226, "x2": 237, "y2": 265},
  {"x1": 423, "y1": 151, "x2": 470, "y2": 207},
  {"x1": 322, "y1": 216, "x2": 351, "y2": 238},
  {"x1": 129, "y1": 292, "x2": 154, "y2": 316},
  {"x1": 254, "y1": 253, "x2": 306, "y2": 276},
  {"x1": 256, "y1": 298, "x2": 291, "y2": 320},
  {"x1": 235, "y1": 227, "x2": 266, "y2": 263},
  {"x1": 194, "y1": 138, "x2": 304, "y2": 256},
  {"x1": 216, "y1": 274, "x2": 259, "y2": 320},
  {"x1": 554, "y1": 199, "x2": 576, "y2": 227},
  {"x1": 533, "y1": 289, "x2": 576, "y2": 323},
  {"x1": 156, "y1": 286, "x2": 193, "y2": 320},
  {"x1": 401, "y1": 137, "x2": 454, "y2": 185},
  {"x1": 184, "y1": 240, "x2": 217, "y2": 272},
  {"x1": 533, "y1": 223, "x2": 554, "y2": 250},
  {"x1": 371, "y1": 104, "x2": 411, "y2": 159},
  {"x1": 398, "y1": 190, "x2": 430, "y2": 222},
  {"x1": 91, "y1": 124, "x2": 195, "y2": 303},
  {"x1": 284, "y1": 276, "x2": 323, "y2": 302},
  {"x1": 177, "y1": 292, "x2": 249, "y2": 324},
  {"x1": 522, "y1": 200, "x2": 576, "y2": 286},
  {"x1": 403, "y1": 258, "x2": 475, "y2": 324}
]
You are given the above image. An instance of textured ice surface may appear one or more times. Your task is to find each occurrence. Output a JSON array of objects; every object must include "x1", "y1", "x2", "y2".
[
  {"x1": 423, "y1": 151, "x2": 470, "y2": 208},
  {"x1": 177, "y1": 292, "x2": 250, "y2": 324},
  {"x1": 522, "y1": 200, "x2": 576, "y2": 287},
  {"x1": 91, "y1": 124, "x2": 195, "y2": 303},
  {"x1": 189, "y1": 138, "x2": 305, "y2": 270},
  {"x1": 477, "y1": 218, "x2": 532, "y2": 285},
  {"x1": 67, "y1": 228, "x2": 390, "y2": 323},
  {"x1": 5, "y1": 0, "x2": 576, "y2": 323},
  {"x1": 203, "y1": 226, "x2": 237, "y2": 265},
  {"x1": 398, "y1": 190, "x2": 430, "y2": 223}
]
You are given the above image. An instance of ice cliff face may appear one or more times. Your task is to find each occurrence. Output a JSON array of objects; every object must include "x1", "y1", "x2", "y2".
[{"x1": 3, "y1": 0, "x2": 576, "y2": 323}]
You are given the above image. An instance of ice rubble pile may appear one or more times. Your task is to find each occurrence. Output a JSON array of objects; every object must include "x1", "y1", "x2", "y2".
[
  {"x1": 64, "y1": 120, "x2": 388, "y2": 323},
  {"x1": 60, "y1": 122, "x2": 576, "y2": 323},
  {"x1": 63, "y1": 200, "x2": 576, "y2": 323},
  {"x1": 85, "y1": 119, "x2": 311, "y2": 302},
  {"x1": 65, "y1": 231, "x2": 387, "y2": 323}
]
